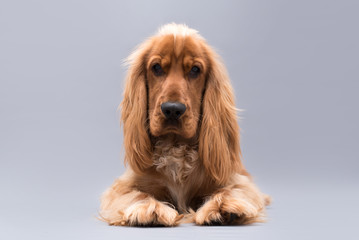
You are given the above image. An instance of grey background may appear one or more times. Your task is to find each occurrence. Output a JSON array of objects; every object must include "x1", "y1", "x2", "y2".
[{"x1": 1, "y1": 0, "x2": 358, "y2": 239}]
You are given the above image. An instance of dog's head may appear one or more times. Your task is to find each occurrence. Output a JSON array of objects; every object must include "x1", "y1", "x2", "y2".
[{"x1": 121, "y1": 24, "x2": 246, "y2": 184}]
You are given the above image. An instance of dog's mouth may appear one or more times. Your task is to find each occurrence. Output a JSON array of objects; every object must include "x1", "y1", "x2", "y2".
[
  {"x1": 164, "y1": 118, "x2": 180, "y2": 126},
  {"x1": 150, "y1": 111, "x2": 197, "y2": 138},
  {"x1": 162, "y1": 119, "x2": 182, "y2": 132}
]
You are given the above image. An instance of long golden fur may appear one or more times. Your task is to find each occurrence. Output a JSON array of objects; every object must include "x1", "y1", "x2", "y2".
[{"x1": 100, "y1": 23, "x2": 270, "y2": 226}]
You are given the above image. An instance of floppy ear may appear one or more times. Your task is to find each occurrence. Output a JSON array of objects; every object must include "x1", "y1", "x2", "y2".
[
  {"x1": 121, "y1": 40, "x2": 153, "y2": 173},
  {"x1": 199, "y1": 47, "x2": 248, "y2": 185}
]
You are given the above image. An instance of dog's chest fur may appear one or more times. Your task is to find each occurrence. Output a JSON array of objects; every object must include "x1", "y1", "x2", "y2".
[
  {"x1": 152, "y1": 139, "x2": 202, "y2": 212},
  {"x1": 153, "y1": 140, "x2": 198, "y2": 183}
]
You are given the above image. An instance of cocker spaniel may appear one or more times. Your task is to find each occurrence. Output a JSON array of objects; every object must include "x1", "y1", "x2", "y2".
[{"x1": 100, "y1": 23, "x2": 270, "y2": 226}]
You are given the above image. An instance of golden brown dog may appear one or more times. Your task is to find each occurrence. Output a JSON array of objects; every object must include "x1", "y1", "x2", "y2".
[{"x1": 100, "y1": 23, "x2": 270, "y2": 226}]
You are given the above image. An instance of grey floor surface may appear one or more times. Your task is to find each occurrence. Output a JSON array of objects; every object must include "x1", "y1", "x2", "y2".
[
  {"x1": 1, "y1": 0, "x2": 358, "y2": 239},
  {"x1": 1, "y1": 174, "x2": 358, "y2": 240}
]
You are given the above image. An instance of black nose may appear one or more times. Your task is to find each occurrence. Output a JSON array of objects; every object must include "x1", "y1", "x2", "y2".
[{"x1": 161, "y1": 102, "x2": 186, "y2": 120}]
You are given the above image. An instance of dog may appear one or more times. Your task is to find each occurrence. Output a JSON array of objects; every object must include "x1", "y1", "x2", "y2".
[{"x1": 100, "y1": 23, "x2": 270, "y2": 226}]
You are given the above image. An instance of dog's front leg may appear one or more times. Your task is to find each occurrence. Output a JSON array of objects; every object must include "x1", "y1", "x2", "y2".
[
  {"x1": 100, "y1": 171, "x2": 181, "y2": 226},
  {"x1": 195, "y1": 174, "x2": 270, "y2": 225}
]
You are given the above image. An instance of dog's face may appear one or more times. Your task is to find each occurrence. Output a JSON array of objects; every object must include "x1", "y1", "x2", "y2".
[{"x1": 146, "y1": 35, "x2": 208, "y2": 139}]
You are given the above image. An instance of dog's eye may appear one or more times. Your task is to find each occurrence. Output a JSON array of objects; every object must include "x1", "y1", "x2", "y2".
[
  {"x1": 189, "y1": 66, "x2": 200, "y2": 78},
  {"x1": 152, "y1": 63, "x2": 164, "y2": 76}
]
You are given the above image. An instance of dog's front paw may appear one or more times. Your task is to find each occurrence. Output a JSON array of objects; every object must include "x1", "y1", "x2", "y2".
[
  {"x1": 195, "y1": 192, "x2": 264, "y2": 225},
  {"x1": 122, "y1": 199, "x2": 182, "y2": 226}
]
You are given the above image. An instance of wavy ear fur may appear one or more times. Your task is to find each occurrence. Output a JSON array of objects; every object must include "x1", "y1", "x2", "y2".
[
  {"x1": 199, "y1": 47, "x2": 248, "y2": 185},
  {"x1": 121, "y1": 40, "x2": 153, "y2": 173}
]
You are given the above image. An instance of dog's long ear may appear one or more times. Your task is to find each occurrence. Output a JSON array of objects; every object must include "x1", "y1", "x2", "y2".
[
  {"x1": 199, "y1": 47, "x2": 248, "y2": 185},
  {"x1": 121, "y1": 40, "x2": 153, "y2": 173}
]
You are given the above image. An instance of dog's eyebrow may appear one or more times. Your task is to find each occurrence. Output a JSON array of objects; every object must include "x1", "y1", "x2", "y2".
[
  {"x1": 183, "y1": 57, "x2": 205, "y2": 71},
  {"x1": 147, "y1": 55, "x2": 162, "y2": 69},
  {"x1": 193, "y1": 58, "x2": 205, "y2": 67}
]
